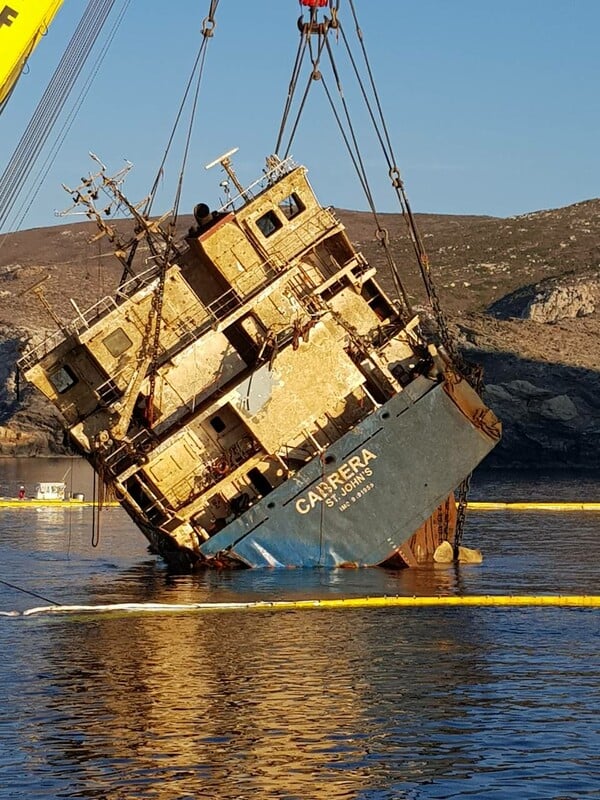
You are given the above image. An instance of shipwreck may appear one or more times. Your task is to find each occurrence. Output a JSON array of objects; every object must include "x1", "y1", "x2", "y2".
[{"x1": 16, "y1": 0, "x2": 500, "y2": 569}]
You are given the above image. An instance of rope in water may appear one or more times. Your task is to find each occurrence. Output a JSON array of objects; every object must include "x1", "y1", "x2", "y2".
[{"x1": 4, "y1": 595, "x2": 599, "y2": 618}]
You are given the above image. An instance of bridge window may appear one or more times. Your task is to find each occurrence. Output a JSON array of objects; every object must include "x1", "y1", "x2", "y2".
[
  {"x1": 278, "y1": 192, "x2": 305, "y2": 220},
  {"x1": 48, "y1": 364, "x2": 78, "y2": 394},
  {"x1": 256, "y1": 209, "x2": 282, "y2": 238},
  {"x1": 103, "y1": 327, "x2": 133, "y2": 357}
]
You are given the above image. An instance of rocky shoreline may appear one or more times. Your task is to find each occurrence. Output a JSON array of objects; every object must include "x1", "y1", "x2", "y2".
[{"x1": 1, "y1": 202, "x2": 599, "y2": 469}]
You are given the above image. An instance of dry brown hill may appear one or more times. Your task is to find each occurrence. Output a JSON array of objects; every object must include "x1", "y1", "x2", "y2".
[
  {"x1": 0, "y1": 201, "x2": 599, "y2": 467},
  {"x1": 1, "y1": 198, "x2": 599, "y2": 326}
]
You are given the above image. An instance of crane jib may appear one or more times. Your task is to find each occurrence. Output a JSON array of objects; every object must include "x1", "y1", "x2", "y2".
[{"x1": 0, "y1": 0, "x2": 65, "y2": 107}]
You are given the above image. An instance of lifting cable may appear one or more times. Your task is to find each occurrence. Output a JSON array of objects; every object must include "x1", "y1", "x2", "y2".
[
  {"x1": 343, "y1": 0, "x2": 465, "y2": 372},
  {"x1": 276, "y1": 3, "x2": 413, "y2": 318},
  {"x1": 277, "y1": 10, "x2": 329, "y2": 162},
  {"x1": 277, "y1": 1, "x2": 477, "y2": 550},
  {"x1": 0, "y1": 0, "x2": 122, "y2": 236},
  {"x1": 145, "y1": 0, "x2": 221, "y2": 221},
  {"x1": 321, "y1": 36, "x2": 413, "y2": 315},
  {"x1": 274, "y1": 25, "x2": 312, "y2": 156},
  {"x1": 144, "y1": 0, "x2": 220, "y2": 423},
  {"x1": 277, "y1": 1, "x2": 463, "y2": 362},
  {"x1": 7, "y1": 0, "x2": 131, "y2": 240},
  {"x1": 0, "y1": 579, "x2": 59, "y2": 608}
]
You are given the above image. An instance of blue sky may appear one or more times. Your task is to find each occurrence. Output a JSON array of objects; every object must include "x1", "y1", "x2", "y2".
[{"x1": 2, "y1": 0, "x2": 600, "y2": 232}]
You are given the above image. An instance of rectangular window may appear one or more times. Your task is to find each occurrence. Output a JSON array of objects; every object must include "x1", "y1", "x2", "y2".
[
  {"x1": 103, "y1": 327, "x2": 133, "y2": 358},
  {"x1": 48, "y1": 364, "x2": 78, "y2": 394},
  {"x1": 247, "y1": 467, "x2": 273, "y2": 497},
  {"x1": 256, "y1": 209, "x2": 283, "y2": 238},
  {"x1": 278, "y1": 192, "x2": 305, "y2": 220},
  {"x1": 209, "y1": 415, "x2": 226, "y2": 433}
]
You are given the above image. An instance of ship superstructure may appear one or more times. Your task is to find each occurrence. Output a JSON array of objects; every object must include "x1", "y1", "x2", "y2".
[{"x1": 18, "y1": 154, "x2": 500, "y2": 569}]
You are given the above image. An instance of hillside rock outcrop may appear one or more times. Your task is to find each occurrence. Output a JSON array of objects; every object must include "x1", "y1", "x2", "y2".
[
  {"x1": 0, "y1": 326, "x2": 68, "y2": 456},
  {"x1": 478, "y1": 355, "x2": 600, "y2": 469},
  {"x1": 488, "y1": 271, "x2": 600, "y2": 323}
]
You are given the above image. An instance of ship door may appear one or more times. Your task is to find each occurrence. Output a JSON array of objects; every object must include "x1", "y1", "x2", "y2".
[
  {"x1": 225, "y1": 318, "x2": 260, "y2": 365},
  {"x1": 247, "y1": 467, "x2": 273, "y2": 498}
]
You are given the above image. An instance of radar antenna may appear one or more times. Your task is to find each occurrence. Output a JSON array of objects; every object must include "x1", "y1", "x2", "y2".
[{"x1": 205, "y1": 147, "x2": 248, "y2": 202}]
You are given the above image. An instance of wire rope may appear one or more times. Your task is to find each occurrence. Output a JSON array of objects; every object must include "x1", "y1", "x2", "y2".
[
  {"x1": 281, "y1": 19, "x2": 330, "y2": 159},
  {"x1": 146, "y1": 0, "x2": 220, "y2": 219},
  {"x1": 0, "y1": 578, "x2": 59, "y2": 606},
  {"x1": 0, "y1": 0, "x2": 119, "y2": 234},
  {"x1": 274, "y1": 5, "x2": 412, "y2": 314},
  {"x1": 274, "y1": 28, "x2": 311, "y2": 155},
  {"x1": 5, "y1": 0, "x2": 131, "y2": 237}
]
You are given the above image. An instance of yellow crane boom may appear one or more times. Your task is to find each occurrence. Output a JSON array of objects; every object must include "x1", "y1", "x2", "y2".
[{"x1": 0, "y1": 0, "x2": 65, "y2": 106}]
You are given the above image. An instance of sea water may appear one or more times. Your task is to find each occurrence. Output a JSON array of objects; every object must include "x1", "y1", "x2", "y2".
[{"x1": 0, "y1": 459, "x2": 599, "y2": 799}]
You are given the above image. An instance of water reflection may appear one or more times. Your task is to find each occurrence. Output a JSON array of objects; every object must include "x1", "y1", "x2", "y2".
[
  {"x1": 28, "y1": 604, "x2": 500, "y2": 799},
  {"x1": 13, "y1": 600, "x2": 600, "y2": 799},
  {"x1": 1, "y1": 465, "x2": 600, "y2": 798}
]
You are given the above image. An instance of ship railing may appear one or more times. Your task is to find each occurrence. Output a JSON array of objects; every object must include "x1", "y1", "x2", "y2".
[
  {"x1": 20, "y1": 236, "x2": 298, "y2": 373},
  {"x1": 205, "y1": 287, "x2": 244, "y2": 323},
  {"x1": 171, "y1": 436, "x2": 261, "y2": 507},
  {"x1": 18, "y1": 264, "x2": 163, "y2": 370},
  {"x1": 70, "y1": 296, "x2": 119, "y2": 335},
  {"x1": 70, "y1": 264, "x2": 161, "y2": 333},
  {"x1": 104, "y1": 429, "x2": 154, "y2": 472},
  {"x1": 267, "y1": 206, "x2": 343, "y2": 268},
  {"x1": 18, "y1": 298, "x2": 118, "y2": 369},
  {"x1": 18, "y1": 327, "x2": 77, "y2": 370},
  {"x1": 114, "y1": 264, "x2": 161, "y2": 299},
  {"x1": 203, "y1": 259, "x2": 282, "y2": 324},
  {"x1": 96, "y1": 370, "x2": 128, "y2": 404},
  {"x1": 148, "y1": 258, "x2": 284, "y2": 364},
  {"x1": 217, "y1": 156, "x2": 298, "y2": 212}
]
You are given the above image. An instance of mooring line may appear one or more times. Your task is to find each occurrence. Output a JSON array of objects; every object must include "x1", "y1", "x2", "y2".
[
  {"x1": 0, "y1": 578, "x2": 60, "y2": 607},
  {"x1": 2, "y1": 595, "x2": 598, "y2": 618}
]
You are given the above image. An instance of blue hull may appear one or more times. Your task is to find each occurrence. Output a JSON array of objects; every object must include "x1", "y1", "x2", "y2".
[{"x1": 190, "y1": 376, "x2": 496, "y2": 568}]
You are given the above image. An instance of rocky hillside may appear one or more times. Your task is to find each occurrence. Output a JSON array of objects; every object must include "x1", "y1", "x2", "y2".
[{"x1": 1, "y1": 199, "x2": 599, "y2": 468}]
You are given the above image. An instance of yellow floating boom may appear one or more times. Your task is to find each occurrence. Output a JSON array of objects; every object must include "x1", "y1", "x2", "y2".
[
  {"x1": 11, "y1": 594, "x2": 600, "y2": 617},
  {"x1": 468, "y1": 502, "x2": 600, "y2": 512},
  {"x1": 0, "y1": 499, "x2": 598, "y2": 510},
  {"x1": 0, "y1": 499, "x2": 119, "y2": 508}
]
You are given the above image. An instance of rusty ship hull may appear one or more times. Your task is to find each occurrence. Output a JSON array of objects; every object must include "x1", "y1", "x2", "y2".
[{"x1": 140, "y1": 376, "x2": 497, "y2": 569}]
